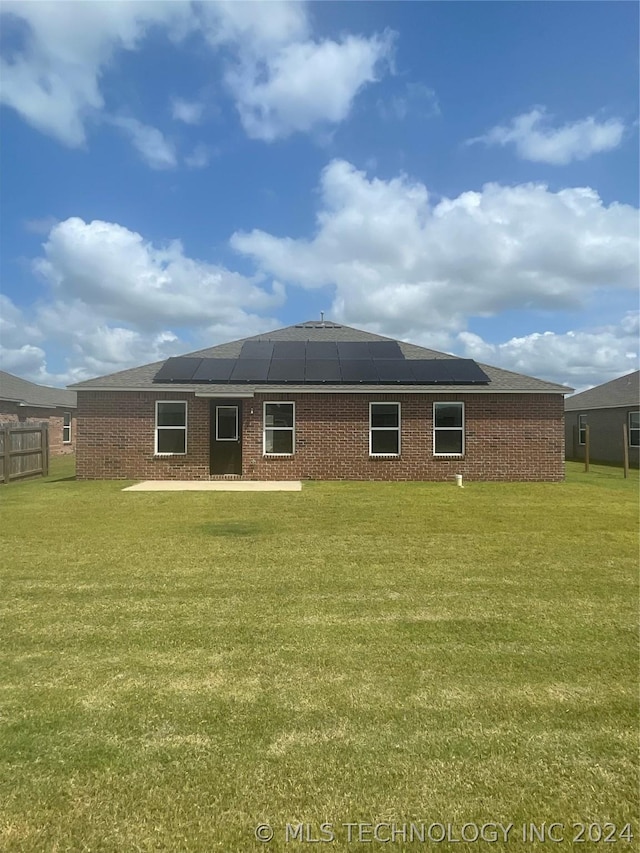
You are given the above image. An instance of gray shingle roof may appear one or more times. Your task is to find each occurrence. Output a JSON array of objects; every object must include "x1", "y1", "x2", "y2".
[
  {"x1": 0, "y1": 371, "x2": 77, "y2": 409},
  {"x1": 69, "y1": 320, "x2": 571, "y2": 395},
  {"x1": 565, "y1": 370, "x2": 640, "y2": 411}
]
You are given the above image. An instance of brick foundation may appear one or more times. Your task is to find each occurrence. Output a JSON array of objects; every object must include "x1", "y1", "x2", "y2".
[{"x1": 76, "y1": 391, "x2": 565, "y2": 481}]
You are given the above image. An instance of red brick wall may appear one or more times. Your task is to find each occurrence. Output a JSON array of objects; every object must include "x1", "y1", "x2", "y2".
[
  {"x1": 0, "y1": 405, "x2": 76, "y2": 455},
  {"x1": 76, "y1": 390, "x2": 565, "y2": 481}
]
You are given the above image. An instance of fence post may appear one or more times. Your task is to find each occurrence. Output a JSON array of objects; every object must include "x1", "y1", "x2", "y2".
[
  {"x1": 43, "y1": 425, "x2": 49, "y2": 477},
  {"x1": 584, "y1": 424, "x2": 590, "y2": 473},
  {"x1": 2, "y1": 427, "x2": 8, "y2": 484},
  {"x1": 623, "y1": 423, "x2": 629, "y2": 479}
]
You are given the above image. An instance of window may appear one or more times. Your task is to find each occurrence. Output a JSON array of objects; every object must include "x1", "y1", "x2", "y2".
[
  {"x1": 155, "y1": 401, "x2": 187, "y2": 454},
  {"x1": 578, "y1": 414, "x2": 587, "y2": 445},
  {"x1": 264, "y1": 402, "x2": 295, "y2": 455},
  {"x1": 629, "y1": 412, "x2": 640, "y2": 447},
  {"x1": 433, "y1": 402, "x2": 464, "y2": 456},
  {"x1": 216, "y1": 406, "x2": 238, "y2": 441},
  {"x1": 370, "y1": 402, "x2": 400, "y2": 456},
  {"x1": 63, "y1": 411, "x2": 72, "y2": 443}
]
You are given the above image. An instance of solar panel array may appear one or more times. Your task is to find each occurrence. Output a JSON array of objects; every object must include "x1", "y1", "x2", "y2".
[{"x1": 154, "y1": 340, "x2": 490, "y2": 385}]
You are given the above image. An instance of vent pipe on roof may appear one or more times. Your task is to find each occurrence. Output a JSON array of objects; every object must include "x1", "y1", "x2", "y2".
[{"x1": 320, "y1": 311, "x2": 325, "y2": 325}]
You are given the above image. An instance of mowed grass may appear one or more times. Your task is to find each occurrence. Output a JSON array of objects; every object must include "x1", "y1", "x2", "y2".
[{"x1": 0, "y1": 459, "x2": 638, "y2": 852}]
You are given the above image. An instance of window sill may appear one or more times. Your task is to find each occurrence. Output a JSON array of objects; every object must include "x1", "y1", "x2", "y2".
[
  {"x1": 263, "y1": 453, "x2": 294, "y2": 458},
  {"x1": 370, "y1": 454, "x2": 400, "y2": 458},
  {"x1": 154, "y1": 453, "x2": 187, "y2": 457},
  {"x1": 433, "y1": 454, "x2": 464, "y2": 458}
]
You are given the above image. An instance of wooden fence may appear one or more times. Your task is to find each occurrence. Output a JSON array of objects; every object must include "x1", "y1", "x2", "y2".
[{"x1": 0, "y1": 424, "x2": 49, "y2": 483}]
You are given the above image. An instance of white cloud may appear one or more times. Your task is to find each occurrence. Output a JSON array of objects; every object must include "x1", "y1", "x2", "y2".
[
  {"x1": 1, "y1": 0, "x2": 393, "y2": 150},
  {"x1": 184, "y1": 143, "x2": 211, "y2": 169},
  {"x1": 34, "y1": 217, "x2": 285, "y2": 331},
  {"x1": 225, "y1": 32, "x2": 395, "y2": 141},
  {"x1": 200, "y1": 1, "x2": 394, "y2": 141},
  {"x1": 469, "y1": 108, "x2": 626, "y2": 165},
  {"x1": 378, "y1": 82, "x2": 440, "y2": 121},
  {"x1": 0, "y1": 0, "x2": 194, "y2": 146},
  {"x1": 110, "y1": 116, "x2": 177, "y2": 169},
  {"x1": 231, "y1": 159, "x2": 639, "y2": 340},
  {"x1": 458, "y1": 312, "x2": 639, "y2": 391},
  {"x1": 170, "y1": 97, "x2": 204, "y2": 125}
]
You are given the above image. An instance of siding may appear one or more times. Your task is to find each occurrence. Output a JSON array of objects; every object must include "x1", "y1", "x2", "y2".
[{"x1": 565, "y1": 407, "x2": 640, "y2": 467}]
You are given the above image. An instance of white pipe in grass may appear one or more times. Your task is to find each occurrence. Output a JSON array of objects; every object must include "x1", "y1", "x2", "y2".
[{"x1": 455, "y1": 474, "x2": 463, "y2": 487}]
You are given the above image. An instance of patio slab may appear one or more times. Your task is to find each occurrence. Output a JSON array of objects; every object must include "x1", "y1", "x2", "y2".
[{"x1": 123, "y1": 480, "x2": 302, "y2": 492}]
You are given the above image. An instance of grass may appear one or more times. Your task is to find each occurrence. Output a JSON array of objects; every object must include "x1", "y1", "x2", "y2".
[{"x1": 0, "y1": 458, "x2": 638, "y2": 852}]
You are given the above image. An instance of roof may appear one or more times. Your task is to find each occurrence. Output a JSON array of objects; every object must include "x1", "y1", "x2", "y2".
[
  {"x1": 565, "y1": 370, "x2": 640, "y2": 411},
  {"x1": 0, "y1": 370, "x2": 77, "y2": 409},
  {"x1": 69, "y1": 320, "x2": 571, "y2": 395}
]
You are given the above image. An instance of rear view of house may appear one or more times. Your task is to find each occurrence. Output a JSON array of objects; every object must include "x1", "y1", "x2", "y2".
[
  {"x1": 69, "y1": 321, "x2": 572, "y2": 482},
  {"x1": 565, "y1": 370, "x2": 640, "y2": 468},
  {"x1": 0, "y1": 371, "x2": 76, "y2": 455}
]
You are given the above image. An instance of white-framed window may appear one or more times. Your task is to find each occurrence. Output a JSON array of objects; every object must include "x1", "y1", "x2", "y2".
[
  {"x1": 369, "y1": 402, "x2": 401, "y2": 456},
  {"x1": 578, "y1": 414, "x2": 587, "y2": 445},
  {"x1": 629, "y1": 412, "x2": 640, "y2": 447},
  {"x1": 264, "y1": 402, "x2": 295, "y2": 455},
  {"x1": 433, "y1": 402, "x2": 464, "y2": 456},
  {"x1": 155, "y1": 400, "x2": 187, "y2": 455},
  {"x1": 63, "y1": 411, "x2": 72, "y2": 443},
  {"x1": 216, "y1": 406, "x2": 238, "y2": 441}
]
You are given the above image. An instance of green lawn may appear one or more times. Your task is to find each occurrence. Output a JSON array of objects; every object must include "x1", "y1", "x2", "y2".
[{"x1": 1, "y1": 459, "x2": 638, "y2": 852}]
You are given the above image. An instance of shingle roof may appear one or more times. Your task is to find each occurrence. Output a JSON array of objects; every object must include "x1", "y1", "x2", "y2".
[
  {"x1": 68, "y1": 320, "x2": 571, "y2": 395},
  {"x1": 565, "y1": 370, "x2": 640, "y2": 411},
  {"x1": 0, "y1": 371, "x2": 77, "y2": 409}
]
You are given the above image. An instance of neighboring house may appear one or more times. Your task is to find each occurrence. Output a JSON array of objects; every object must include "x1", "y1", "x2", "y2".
[
  {"x1": 565, "y1": 370, "x2": 640, "y2": 468},
  {"x1": 0, "y1": 371, "x2": 77, "y2": 454},
  {"x1": 69, "y1": 320, "x2": 572, "y2": 482}
]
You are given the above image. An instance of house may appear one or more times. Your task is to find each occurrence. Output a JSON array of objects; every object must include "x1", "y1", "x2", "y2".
[
  {"x1": 0, "y1": 371, "x2": 77, "y2": 455},
  {"x1": 565, "y1": 370, "x2": 639, "y2": 468},
  {"x1": 69, "y1": 320, "x2": 572, "y2": 482}
]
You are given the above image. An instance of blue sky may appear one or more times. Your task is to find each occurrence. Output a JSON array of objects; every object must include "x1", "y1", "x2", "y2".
[{"x1": 1, "y1": 1, "x2": 638, "y2": 392}]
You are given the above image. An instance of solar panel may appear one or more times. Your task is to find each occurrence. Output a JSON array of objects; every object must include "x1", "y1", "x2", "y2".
[
  {"x1": 191, "y1": 358, "x2": 236, "y2": 382},
  {"x1": 409, "y1": 360, "x2": 454, "y2": 383},
  {"x1": 230, "y1": 359, "x2": 270, "y2": 382},
  {"x1": 339, "y1": 359, "x2": 379, "y2": 382},
  {"x1": 304, "y1": 359, "x2": 342, "y2": 382},
  {"x1": 153, "y1": 357, "x2": 203, "y2": 383},
  {"x1": 337, "y1": 342, "x2": 371, "y2": 359},
  {"x1": 272, "y1": 341, "x2": 307, "y2": 359},
  {"x1": 267, "y1": 360, "x2": 306, "y2": 382},
  {"x1": 368, "y1": 341, "x2": 403, "y2": 359},
  {"x1": 374, "y1": 359, "x2": 415, "y2": 382},
  {"x1": 446, "y1": 359, "x2": 490, "y2": 384},
  {"x1": 306, "y1": 341, "x2": 338, "y2": 359},
  {"x1": 239, "y1": 341, "x2": 274, "y2": 359}
]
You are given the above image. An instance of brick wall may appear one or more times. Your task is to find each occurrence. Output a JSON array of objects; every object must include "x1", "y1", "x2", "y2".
[
  {"x1": 76, "y1": 390, "x2": 565, "y2": 481},
  {"x1": 0, "y1": 405, "x2": 76, "y2": 455}
]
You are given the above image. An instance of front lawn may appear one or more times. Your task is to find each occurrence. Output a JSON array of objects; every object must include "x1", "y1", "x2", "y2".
[{"x1": 0, "y1": 460, "x2": 637, "y2": 851}]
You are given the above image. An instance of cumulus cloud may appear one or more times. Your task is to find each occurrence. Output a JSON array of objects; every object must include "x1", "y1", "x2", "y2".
[
  {"x1": 469, "y1": 107, "x2": 626, "y2": 165},
  {"x1": 224, "y1": 31, "x2": 395, "y2": 141},
  {"x1": 0, "y1": 0, "x2": 194, "y2": 146},
  {"x1": 231, "y1": 159, "x2": 639, "y2": 340},
  {"x1": 3, "y1": 215, "x2": 285, "y2": 383},
  {"x1": 170, "y1": 96, "x2": 204, "y2": 125},
  {"x1": 34, "y1": 217, "x2": 285, "y2": 331},
  {"x1": 1, "y1": 0, "x2": 393, "y2": 150},
  {"x1": 109, "y1": 116, "x2": 177, "y2": 169},
  {"x1": 458, "y1": 312, "x2": 639, "y2": 391}
]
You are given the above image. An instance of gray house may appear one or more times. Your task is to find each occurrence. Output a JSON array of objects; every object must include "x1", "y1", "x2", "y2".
[{"x1": 565, "y1": 370, "x2": 639, "y2": 467}]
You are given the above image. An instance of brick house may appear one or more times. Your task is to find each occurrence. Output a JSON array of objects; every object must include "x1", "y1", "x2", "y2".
[
  {"x1": 565, "y1": 370, "x2": 639, "y2": 468},
  {"x1": 0, "y1": 370, "x2": 77, "y2": 455},
  {"x1": 70, "y1": 321, "x2": 571, "y2": 482}
]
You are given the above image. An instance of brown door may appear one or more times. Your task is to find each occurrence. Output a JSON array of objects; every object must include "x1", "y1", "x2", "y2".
[{"x1": 210, "y1": 400, "x2": 242, "y2": 474}]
